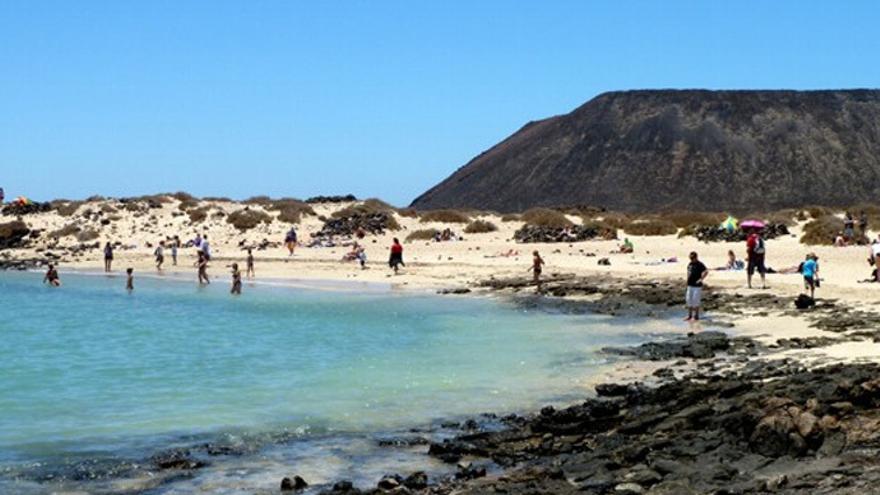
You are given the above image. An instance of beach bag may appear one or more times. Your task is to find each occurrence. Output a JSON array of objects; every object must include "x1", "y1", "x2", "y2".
[
  {"x1": 794, "y1": 294, "x2": 815, "y2": 310},
  {"x1": 753, "y1": 237, "x2": 765, "y2": 255}
]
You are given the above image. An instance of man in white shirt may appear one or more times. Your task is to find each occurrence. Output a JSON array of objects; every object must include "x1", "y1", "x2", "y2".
[{"x1": 201, "y1": 235, "x2": 211, "y2": 261}]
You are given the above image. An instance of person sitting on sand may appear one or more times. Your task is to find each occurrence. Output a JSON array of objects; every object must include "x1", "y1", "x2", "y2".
[
  {"x1": 154, "y1": 241, "x2": 165, "y2": 271},
  {"x1": 834, "y1": 231, "x2": 847, "y2": 247},
  {"x1": 197, "y1": 251, "x2": 210, "y2": 285},
  {"x1": 802, "y1": 253, "x2": 819, "y2": 299},
  {"x1": 528, "y1": 250, "x2": 545, "y2": 293},
  {"x1": 285, "y1": 228, "x2": 297, "y2": 256},
  {"x1": 355, "y1": 245, "x2": 367, "y2": 269},
  {"x1": 685, "y1": 251, "x2": 709, "y2": 321},
  {"x1": 230, "y1": 263, "x2": 242, "y2": 295},
  {"x1": 389, "y1": 238, "x2": 405, "y2": 274},
  {"x1": 126, "y1": 267, "x2": 134, "y2": 291},
  {"x1": 720, "y1": 250, "x2": 745, "y2": 271},
  {"x1": 103, "y1": 242, "x2": 113, "y2": 272},
  {"x1": 246, "y1": 248, "x2": 255, "y2": 278},
  {"x1": 619, "y1": 238, "x2": 634, "y2": 254},
  {"x1": 43, "y1": 263, "x2": 61, "y2": 287}
]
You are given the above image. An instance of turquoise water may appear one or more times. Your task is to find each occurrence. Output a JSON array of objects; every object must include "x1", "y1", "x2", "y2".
[{"x1": 0, "y1": 271, "x2": 656, "y2": 493}]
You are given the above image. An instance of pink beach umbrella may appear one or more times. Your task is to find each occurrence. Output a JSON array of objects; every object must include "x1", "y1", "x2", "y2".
[{"x1": 740, "y1": 219, "x2": 766, "y2": 230}]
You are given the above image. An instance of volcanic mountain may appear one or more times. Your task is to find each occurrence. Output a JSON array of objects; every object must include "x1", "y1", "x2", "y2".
[{"x1": 411, "y1": 90, "x2": 880, "y2": 213}]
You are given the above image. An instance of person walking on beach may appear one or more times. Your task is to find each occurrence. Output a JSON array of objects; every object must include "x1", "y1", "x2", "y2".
[
  {"x1": 171, "y1": 236, "x2": 180, "y2": 266},
  {"x1": 201, "y1": 235, "x2": 211, "y2": 261},
  {"x1": 285, "y1": 227, "x2": 297, "y2": 256},
  {"x1": 154, "y1": 241, "x2": 165, "y2": 271},
  {"x1": 685, "y1": 251, "x2": 708, "y2": 321},
  {"x1": 126, "y1": 267, "x2": 134, "y2": 292},
  {"x1": 802, "y1": 253, "x2": 819, "y2": 299},
  {"x1": 103, "y1": 242, "x2": 114, "y2": 272},
  {"x1": 43, "y1": 263, "x2": 61, "y2": 287},
  {"x1": 246, "y1": 248, "x2": 255, "y2": 278},
  {"x1": 230, "y1": 263, "x2": 242, "y2": 295},
  {"x1": 197, "y1": 251, "x2": 210, "y2": 284},
  {"x1": 859, "y1": 211, "x2": 869, "y2": 238},
  {"x1": 746, "y1": 229, "x2": 767, "y2": 289},
  {"x1": 529, "y1": 250, "x2": 545, "y2": 293},
  {"x1": 389, "y1": 238, "x2": 404, "y2": 274}
]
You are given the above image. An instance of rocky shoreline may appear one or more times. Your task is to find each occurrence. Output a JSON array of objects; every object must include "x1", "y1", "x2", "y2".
[{"x1": 294, "y1": 276, "x2": 880, "y2": 494}]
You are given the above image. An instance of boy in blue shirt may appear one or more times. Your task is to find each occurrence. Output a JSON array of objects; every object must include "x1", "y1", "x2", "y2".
[{"x1": 802, "y1": 253, "x2": 819, "y2": 299}]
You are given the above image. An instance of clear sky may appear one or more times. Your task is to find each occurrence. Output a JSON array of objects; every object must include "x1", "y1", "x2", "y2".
[{"x1": 2, "y1": 1, "x2": 878, "y2": 206}]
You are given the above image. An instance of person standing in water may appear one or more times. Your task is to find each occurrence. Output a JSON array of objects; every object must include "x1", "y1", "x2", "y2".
[
  {"x1": 171, "y1": 236, "x2": 179, "y2": 266},
  {"x1": 197, "y1": 251, "x2": 210, "y2": 285},
  {"x1": 125, "y1": 267, "x2": 134, "y2": 292},
  {"x1": 230, "y1": 263, "x2": 242, "y2": 295},
  {"x1": 529, "y1": 250, "x2": 545, "y2": 292},
  {"x1": 685, "y1": 251, "x2": 709, "y2": 321},
  {"x1": 43, "y1": 263, "x2": 61, "y2": 287},
  {"x1": 154, "y1": 241, "x2": 165, "y2": 271},
  {"x1": 103, "y1": 242, "x2": 113, "y2": 272},
  {"x1": 389, "y1": 238, "x2": 404, "y2": 274},
  {"x1": 246, "y1": 248, "x2": 255, "y2": 278}
]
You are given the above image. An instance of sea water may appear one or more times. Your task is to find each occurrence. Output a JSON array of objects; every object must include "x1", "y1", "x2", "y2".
[{"x1": 0, "y1": 271, "x2": 662, "y2": 494}]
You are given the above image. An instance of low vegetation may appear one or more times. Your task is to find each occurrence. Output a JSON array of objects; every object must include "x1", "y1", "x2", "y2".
[
  {"x1": 406, "y1": 228, "x2": 440, "y2": 242},
  {"x1": 661, "y1": 211, "x2": 726, "y2": 229},
  {"x1": 801, "y1": 215, "x2": 844, "y2": 245},
  {"x1": 419, "y1": 209, "x2": 471, "y2": 224},
  {"x1": 624, "y1": 219, "x2": 679, "y2": 236},
  {"x1": 49, "y1": 223, "x2": 80, "y2": 239},
  {"x1": 53, "y1": 201, "x2": 83, "y2": 217},
  {"x1": 520, "y1": 208, "x2": 573, "y2": 228},
  {"x1": 227, "y1": 208, "x2": 273, "y2": 231},
  {"x1": 396, "y1": 208, "x2": 419, "y2": 218},
  {"x1": 187, "y1": 206, "x2": 210, "y2": 224},
  {"x1": 464, "y1": 220, "x2": 498, "y2": 234},
  {"x1": 500, "y1": 213, "x2": 521, "y2": 222}
]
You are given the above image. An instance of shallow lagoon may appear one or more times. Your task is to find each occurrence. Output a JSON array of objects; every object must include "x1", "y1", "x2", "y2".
[{"x1": 0, "y1": 271, "x2": 665, "y2": 493}]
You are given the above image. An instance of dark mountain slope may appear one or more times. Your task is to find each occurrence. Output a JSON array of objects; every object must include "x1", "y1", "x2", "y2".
[{"x1": 411, "y1": 90, "x2": 880, "y2": 213}]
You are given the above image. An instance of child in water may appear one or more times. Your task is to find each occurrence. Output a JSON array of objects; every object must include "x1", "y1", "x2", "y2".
[
  {"x1": 126, "y1": 267, "x2": 134, "y2": 291},
  {"x1": 43, "y1": 263, "x2": 61, "y2": 287},
  {"x1": 230, "y1": 263, "x2": 242, "y2": 295}
]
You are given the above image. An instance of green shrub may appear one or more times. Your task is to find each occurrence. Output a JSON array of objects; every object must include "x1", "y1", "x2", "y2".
[
  {"x1": 170, "y1": 191, "x2": 197, "y2": 202},
  {"x1": 227, "y1": 208, "x2": 273, "y2": 231},
  {"x1": 464, "y1": 220, "x2": 498, "y2": 233},
  {"x1": 406, "y1": 229, "x2": 439, "y2": 242},
  {"x1": 806, "y1": 206, "x2": 835, "y2": 219},
  {"x1": 594, "y1": 212, "x2": 632, "y2": 230},
  {"x1": 624, "y1": 219, "x2": 678, "y2": 236},
  {"x1": 419, "y1": 209, "x2": 471, "y2": 224},
  {"x1": 521, "y1": 208, "x2": 573, "y2": 228},
  {"x1": 801, "y1": 215, "x2": 843, "y2": 245},
  {"x1": 178, "y1": 198, "x2": 200, "y2": 211}
]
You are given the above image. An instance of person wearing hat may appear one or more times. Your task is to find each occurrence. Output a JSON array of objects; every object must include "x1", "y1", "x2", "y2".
[{"x1": 802, "y1": 253, "x2": 819, "y2": 299}]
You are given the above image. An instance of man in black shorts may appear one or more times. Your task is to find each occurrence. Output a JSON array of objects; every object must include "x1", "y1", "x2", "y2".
[{"x1": 746, "y1": 230, "x2": 767, "y2": 289}]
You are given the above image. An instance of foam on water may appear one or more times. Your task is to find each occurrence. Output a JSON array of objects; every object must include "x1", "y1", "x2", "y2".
[{"x1": 0, "y1": 271, "x2": 666, "y2": 493}]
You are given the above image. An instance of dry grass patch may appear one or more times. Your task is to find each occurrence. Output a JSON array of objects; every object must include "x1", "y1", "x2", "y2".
[
  {"x1": 419, "y1": 209, "x2": 471, "y2": 224},
  {"x1": 464, "y1": 220, "x2": 498, "y2": 234},
  {"x1": 801, "y1": 215, "x2": 844, "y2": 245},
  {"x1": 660, "y1": 211, "x2": 726, "y2": 229},
  {"x1": 406, "y1": 229, "x2": 439, "y2": 242},
  {"x1": 187, "y1": 206, "x2": 210, "y2": 224},
  {"x1": 501, "y1": 213, "x2": 521, "y2": 222},
  {"x1": 521, "y1": 208, "x2": 573, "y2": 228},
  {"x1": 227, "y1": 209, "x2": 273, "y2": 231},
  {"x1": 624, "y1": 219, "x2": 678, "y2": 236}
]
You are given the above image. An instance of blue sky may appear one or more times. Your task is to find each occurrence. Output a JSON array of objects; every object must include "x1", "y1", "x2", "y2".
[{"x1": 2, "y1": 1, "x2": 878, "y2": 206}]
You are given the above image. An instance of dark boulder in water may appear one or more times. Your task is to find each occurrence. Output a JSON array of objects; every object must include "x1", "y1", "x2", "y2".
[{"x1": 280, "y1": 475, "x2": 308, "y2": 491}]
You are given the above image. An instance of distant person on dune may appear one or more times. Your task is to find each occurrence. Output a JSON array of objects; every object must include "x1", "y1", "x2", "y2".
[
  {"x1": 529, "y1": 250, "x2": 545, "y2": 293},
  {"x1": 126, "y1": 267, "x2": 134, "y2": 292},
  {"x1": 389, "y1": 238, "x2": 404, "y2": 274},
  {"x1": 746, "y1": 230, "x2": 767, "y2": 289},
  {"x1": 685, "y1": 251, "x2": 708, "y2": 321},
  {"x1": 103, "y1": 242, "x2": 113, "y2": 272},
  {"x1": 43, "y1": 263, "x2": 61, "y2": 287},
  {"x1": 230, "y1": 263, "x2": 242, "y2": 295}
]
